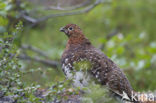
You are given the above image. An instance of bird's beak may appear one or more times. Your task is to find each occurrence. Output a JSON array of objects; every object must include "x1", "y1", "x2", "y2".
[
  {"x1": 60, "y1": 27, "x2": 65, "y2": 32},
  {"x1": 60, "y1": 26, "x2": 68, "y2": 35}
]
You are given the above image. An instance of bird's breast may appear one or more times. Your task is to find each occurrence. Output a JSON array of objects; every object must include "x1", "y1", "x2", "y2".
[{"x1": 61, "y1": 51, "x2": 96, "y2": 87}]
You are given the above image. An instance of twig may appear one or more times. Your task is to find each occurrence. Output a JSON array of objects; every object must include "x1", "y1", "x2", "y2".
[
  {"x1": 21, "y1": 14, "x2": 38, "y2": 24},
  {"x1": 99, "y1": 29, "x2": 119, "y2": 50},
  {"x1": 21, "y1": 44, "x2": 49, "y2": 59},
  {"x1": 106, "y1": 29, "x2": 119, "y2": 40},
  {"x1": 18, "y1": 53, "x2": 60, "y2": 68},
  {"x1": 21, "y1": 0, "x2": 102, "y2": 23},
  {"x1": 44, "y1": 0, "x2": 91, "y2": 11},
  {"x1": 19, "y1": 44, "x2": 60, "y2": 68}
]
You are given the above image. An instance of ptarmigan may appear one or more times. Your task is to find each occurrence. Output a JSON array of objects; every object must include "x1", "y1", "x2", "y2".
[{"x1": 60, "y1": 24, "x2": 138, "y2": 103}]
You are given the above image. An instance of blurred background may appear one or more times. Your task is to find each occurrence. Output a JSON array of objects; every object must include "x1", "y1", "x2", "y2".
[{"x1": 0, "y1": 0, "x2": 156, "y2": 102}]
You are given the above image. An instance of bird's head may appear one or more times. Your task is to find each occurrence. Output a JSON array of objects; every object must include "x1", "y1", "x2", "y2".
[
  {"x1": 60, "y1": 24, "x2": 91, "y2": 46},
  {"x1": 60, "y1": 24, "x2": 83, "y2": 38}
]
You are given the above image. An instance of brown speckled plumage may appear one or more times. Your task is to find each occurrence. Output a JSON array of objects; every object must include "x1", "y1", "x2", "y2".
[{"x1": 60, "y1": 24, "x2": 133, "y2": 101}]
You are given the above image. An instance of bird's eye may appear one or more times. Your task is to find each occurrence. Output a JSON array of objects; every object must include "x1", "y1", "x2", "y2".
[{"x1": 68, "y1": 27, "x2": 73, "y2": 31}]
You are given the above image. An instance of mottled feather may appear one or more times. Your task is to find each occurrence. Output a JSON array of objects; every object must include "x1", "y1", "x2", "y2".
[{"x1": 60, "y1": 24, "x2": 133, "y2": 101}]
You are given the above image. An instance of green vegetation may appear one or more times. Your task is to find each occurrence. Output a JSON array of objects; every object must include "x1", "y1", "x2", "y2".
[{"x1": 0, "y1": 0, "x2": 156, "y2": 102}]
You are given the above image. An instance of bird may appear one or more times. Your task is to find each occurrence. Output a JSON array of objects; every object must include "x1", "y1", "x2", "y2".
[{"x1": 60, "y1": 24, "x2": 140, "y2": 103}]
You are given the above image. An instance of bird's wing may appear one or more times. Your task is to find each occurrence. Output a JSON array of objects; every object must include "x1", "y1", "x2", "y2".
[
  {"x1": 83, "y1": 48, "x2": 133, "y2": 99},
  {"x1": 61, "y1": 47, "x2": 133, "y2": 99}
]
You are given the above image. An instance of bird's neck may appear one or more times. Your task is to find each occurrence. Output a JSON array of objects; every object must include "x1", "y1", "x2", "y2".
[{"x1": 66, "y1": 34, "x2": 91, "y2": 49}]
